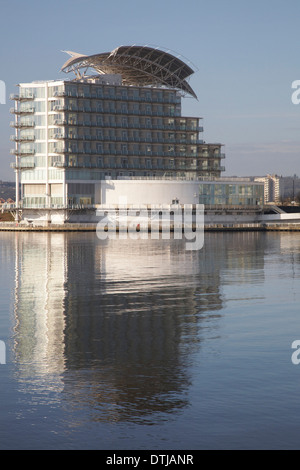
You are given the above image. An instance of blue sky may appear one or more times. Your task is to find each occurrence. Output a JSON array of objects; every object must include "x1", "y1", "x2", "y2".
[{"x1": 1, "y1": 0, "x2": 300, "y2": 180}]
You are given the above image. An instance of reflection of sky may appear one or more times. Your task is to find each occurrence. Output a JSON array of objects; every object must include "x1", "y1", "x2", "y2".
[{"x1": 2, "y1": 1, "x2": 300, "y2": 179}]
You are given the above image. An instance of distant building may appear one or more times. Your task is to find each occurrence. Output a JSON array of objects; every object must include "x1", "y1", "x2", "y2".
[{"x1": 254, "y1": 174, "x2": 283, "y2": 204}]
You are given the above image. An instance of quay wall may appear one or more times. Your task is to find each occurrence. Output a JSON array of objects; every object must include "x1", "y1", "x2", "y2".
[{"x1": 1, "y1": 204, "x2": 300, "y2": 232}]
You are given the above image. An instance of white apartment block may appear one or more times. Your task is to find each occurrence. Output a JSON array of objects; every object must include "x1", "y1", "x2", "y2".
[{"x1": 254, "y1": 174, "x2": 282, "y2": 204}]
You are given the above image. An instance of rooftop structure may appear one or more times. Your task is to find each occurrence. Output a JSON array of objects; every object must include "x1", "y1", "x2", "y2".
[{"x1": 61, "y1": 45, "x2": 198, "y2": 99}]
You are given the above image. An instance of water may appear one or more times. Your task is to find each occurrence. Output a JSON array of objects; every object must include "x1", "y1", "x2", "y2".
[{"x1": 0, "y1": 231, "x2": 300, "y2": 450}]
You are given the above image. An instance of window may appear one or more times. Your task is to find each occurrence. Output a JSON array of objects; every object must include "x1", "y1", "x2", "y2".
[
  {"x1": 180, "y1": 119, "x2": 186, "y2": 129},
  {"x1": 96, "y1": 87, "x2": 103, "y2": 98},
  {"x1": 84, "y1": 142, "x2": 91, "y2": 152}
]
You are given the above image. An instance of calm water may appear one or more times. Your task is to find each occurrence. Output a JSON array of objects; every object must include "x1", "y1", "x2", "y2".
[{"x1": 0, "y1": 231, "x2": 300, "y2": 450}]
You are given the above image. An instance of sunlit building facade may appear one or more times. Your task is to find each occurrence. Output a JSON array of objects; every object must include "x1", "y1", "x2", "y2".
[
  {"x1": 254, "y1": 174, "x2": 282, "y2": 204},
  {"x1": 10, "y1": 46, "x2": 225, "y2": 212}
]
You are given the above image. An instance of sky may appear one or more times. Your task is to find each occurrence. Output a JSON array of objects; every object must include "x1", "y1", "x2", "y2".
[{"x1": 0, "y1": 0, "x2": 300, "y2": 180}]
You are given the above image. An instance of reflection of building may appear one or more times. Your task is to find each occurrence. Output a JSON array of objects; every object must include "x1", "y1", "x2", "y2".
[
  {"x1": 13, "y1": 233, "x2": 67, "y2": 379},
  {"x1": 11, "y1": 232, "x2": 268, "y2": 423},
  {"x1": 12, "y1": 233, "x2": 227, "y2": 422}
]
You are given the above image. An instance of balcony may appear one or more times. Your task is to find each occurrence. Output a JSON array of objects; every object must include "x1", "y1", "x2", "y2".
[
  {"x1": 10, "y1": 161, "x2": 35, "y2": 170},
  {"x1": 10, "y1": 135, "x2": 35, "y2": 142},
  {"x1": 10, "y1": 121, "x2": 35, "y2": 128},
  {"x1": 10, "y1": 148, "x2": 35, "y2": 156},
  {"x1": 53, "y1": 147, "x2": 68, "y2": 154},
  {"x1": 53, "y1": 91, "x2": 67, "y2": 98},
  {"x1": 53, "y1": 134, "x2": 65, "y2": 140},
  {"x1": 54, "y1": 119, "x2": 67, "y2": 126},
  {"x1": 52, "y1": 161, "x2": 67, "y2": 168},
  {"x1": 10, "y1": 93, "x2": 34, "y2": 101},
  {"x1": 53, "y1": 105, "x2": 68, "y2": 112},
  {"x1": 10, "y1": 107, "x2": 35, "y2": 115}
]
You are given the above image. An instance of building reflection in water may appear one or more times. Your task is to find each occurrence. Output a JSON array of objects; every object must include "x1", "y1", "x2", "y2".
[{"x1": 12, "y1": 231, "x2": 266, "y2": 424}]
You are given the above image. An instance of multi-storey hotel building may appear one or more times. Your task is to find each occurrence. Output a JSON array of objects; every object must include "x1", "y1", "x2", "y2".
[
  {"x1": 10, "y1": 46, "x2": 264, "y2": 223},
  {"x1": 10, "y1": 46, "x2": 225, "y2": 210}
]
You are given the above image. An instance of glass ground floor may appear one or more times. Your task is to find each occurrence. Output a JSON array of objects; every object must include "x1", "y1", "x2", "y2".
[{"x1": 20, "y1": 178, "x2": 264, "y2": 208}]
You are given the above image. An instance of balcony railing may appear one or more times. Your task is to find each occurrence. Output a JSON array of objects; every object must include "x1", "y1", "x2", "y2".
[
  {"x1": 53, "y1": 134, "x2": 65, "y2": 140},
  {"x1": 50, "y1": 92, "x2": 180, "y2": 104},
  {"x1": 54, "y1": 119, "x2": 67, "y2": 126},
  {"x1": 10, "y1": 121, "x2": 35, "y2": 128},
  {"x1": 10, "y1": 93, "x2": 35, "y2": 101},
  {"x1": 10, "y1": 107, "x2": 35, "y2": 115},
  {"x1": 10, "y1": 135, "x2": 35, "y2": 142},
  {"x1": 10, "y1": 162, "x2": 35, "y2": 170},
  {"x1": 10, "y1": 148, "x2": 35, "y2": 156}
]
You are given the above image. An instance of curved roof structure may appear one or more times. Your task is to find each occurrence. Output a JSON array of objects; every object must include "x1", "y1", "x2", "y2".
[{"x1": 61, "y1": 46, "x2": 198, "y2": 99}]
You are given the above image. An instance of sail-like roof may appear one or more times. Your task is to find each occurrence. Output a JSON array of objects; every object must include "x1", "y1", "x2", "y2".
[{"x1": 61, "y1": 46, "x2": 197, "y2": 99}]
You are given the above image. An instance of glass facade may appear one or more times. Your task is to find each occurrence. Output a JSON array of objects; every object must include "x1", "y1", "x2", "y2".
[{"x1": 199, "y1": 183, "x2": 264, "y2": 206}]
